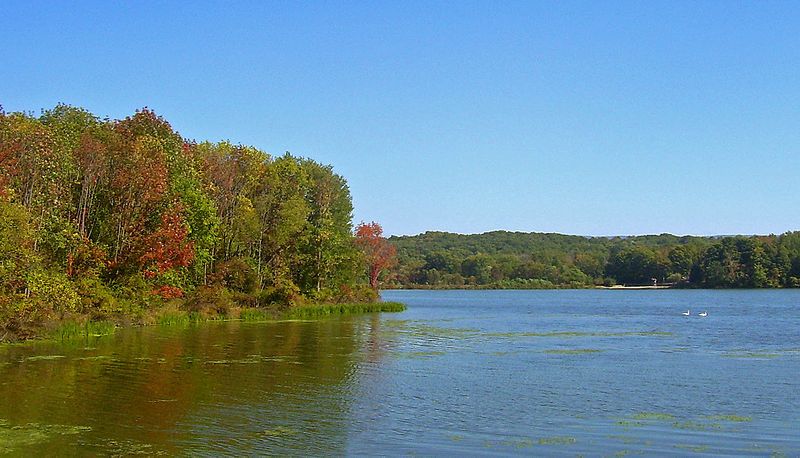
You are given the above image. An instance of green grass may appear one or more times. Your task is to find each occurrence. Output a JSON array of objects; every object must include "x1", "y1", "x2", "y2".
[
  {"x1": 4, "y1": 301, "x2": 405, "y2": 344},
  {"x1": 156, "y1": 311, "x2": 191, "y2": 326},
  {"x1": 239, "y1": 308, "x2": 274, "y2": 322},
  {"x1": 51, "y1": 320, "x2": 116, "y2": 341},
  {"x1": 151, "y1": 301, "x2": 405, "y2": 326},
  {"x1": 281, "y1": 301, "x2": 405, "y2": 319}
]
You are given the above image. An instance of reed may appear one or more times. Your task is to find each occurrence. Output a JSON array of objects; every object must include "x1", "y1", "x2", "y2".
[
  {"x1": 51, "y1": 320, "x2": 116, "y2": 341},
  {"x1": 281, "y1": 301, "x2": 406, "y2": 319}
]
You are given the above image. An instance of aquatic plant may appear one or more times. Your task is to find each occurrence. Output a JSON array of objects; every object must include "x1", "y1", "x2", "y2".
[
  {"x1": 23, "y1": 355, "x2": 65, "y2": 362},
  {"x1": 51, "y1": 320, "x2": 116, "y2": 341},
  {"x1": 537, "y1": 436, "x2": 577, "y2": 445},
  {"x1": 0, "y1": 420, "x2": 91, "y2": 454},
  {"x1": 260, "y1": 426, "x2": 297, "y2": 437},
  {"x1": 705, "y1": 414, "x2": 752, "y2": 422},
  {"x1": 722, "y1": 351, "x2": 779, "y2": 359},
  {"x1": 671, "y1": 421, "x2": 722, "y2": 431},
  {"x1": 674, "y1": 444, "x2": 709, "y2": 452},
  {"x1": 483, "y1": 330, "x2": 672, "y2": 339},
  {"x1": 395, "y1": 351, "x2": 446, "y2": 359},
  {"x1": 544, "y1": 348, "x2": 603, "y2": 355},
  {"x1": 631, "y1": 412, "x2": 675, "y2": 421},
  {"x1": 238, "y1": 308, "x2": 274, "y2": 322}
]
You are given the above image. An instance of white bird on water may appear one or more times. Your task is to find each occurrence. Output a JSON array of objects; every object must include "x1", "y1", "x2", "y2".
[
  {"x1": 699, "y1": 311, "x2": 708, "y2": 317},
  {"x1": 682, "y1": 310, "x2": 691, "y2": 316}
]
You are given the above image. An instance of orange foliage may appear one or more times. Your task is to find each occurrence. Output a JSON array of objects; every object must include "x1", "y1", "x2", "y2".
[
  {"x1": 355, "y1": 221, "x2": 396, "y2": 289},
  {"x1": 139, "y1": 206, "x2": 195, "y2": 279}
]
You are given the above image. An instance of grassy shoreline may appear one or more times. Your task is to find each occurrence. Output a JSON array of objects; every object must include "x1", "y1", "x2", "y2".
[{"x1": 3, "y1": 301, "x2": 406, "y2": 345}]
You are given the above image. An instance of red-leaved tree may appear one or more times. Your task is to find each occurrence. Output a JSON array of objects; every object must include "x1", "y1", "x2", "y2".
[
  {"x1": 354, "y1": 221, "x2": 396, "y2": 290},
  {"x1": 139, "y1": 206, "x2": 195, "y2": 281}
]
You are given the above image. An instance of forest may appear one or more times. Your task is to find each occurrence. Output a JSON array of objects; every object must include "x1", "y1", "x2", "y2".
[
  {"x1": 388, "y1": 230, "x2": 800, "y2": 289},
  {"x1": 0, "y1": 104, "x2": 395, "y2": 340}
]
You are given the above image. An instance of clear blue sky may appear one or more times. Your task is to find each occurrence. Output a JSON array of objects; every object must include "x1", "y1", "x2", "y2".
[{"x1": 2, "y1": 1, "x2": 798, "y2": 236}]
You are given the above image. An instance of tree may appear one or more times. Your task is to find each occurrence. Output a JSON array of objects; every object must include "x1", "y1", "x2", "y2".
[{"x1": 355, "y1": 222, "x2": 396, "y2": 289}]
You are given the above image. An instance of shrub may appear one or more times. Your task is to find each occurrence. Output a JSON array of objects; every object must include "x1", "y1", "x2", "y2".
[
  {"x1": 209, "y1": 257, "x2": 257, "y2": 293},
  {"x1": 26, "y1": 269, "x2": 80, "y2": 318},
  {"x1": 185, "y1": 285, "x2": 235, "y2": 316}
]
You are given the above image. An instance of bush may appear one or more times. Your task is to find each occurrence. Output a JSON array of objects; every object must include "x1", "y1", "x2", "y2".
[
  {"x1": 185, "y1": 285, "x2": 235, "y2": 316},
  {"x1": 26, "y1": 269, "x2": 80, "y2": 318},
  {"x1": 75, "y1": 276, "x2": 121, "y2": 318},
  {"x1": 257, "y1": 280, "x2": 303, "y2": 308},
  {"x1": 312, "y1": 284, "x2": 379, "y2": 303},
  {"x1": 210, "y1": 257, "x2": 257, "y2": 293}
]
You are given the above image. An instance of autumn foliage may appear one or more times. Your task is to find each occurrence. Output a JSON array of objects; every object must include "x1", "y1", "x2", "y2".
[
  {"x1": 139, "y1": 206, "x2": 195, "y2": 279},
  {"x1": 355, "y1": 222, "x2": 397, "y2": 289},
  {"x1": 0, "y1": 104, "x2": 388, "y2": 339}
]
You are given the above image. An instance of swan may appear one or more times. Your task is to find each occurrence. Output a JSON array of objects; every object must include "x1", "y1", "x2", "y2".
[
  {"x1": 682, "y1": 310, "x2": 690, "y2": 316},
  {"x1": 698, "y1": 311, "x2": 707, "y2": 317}
]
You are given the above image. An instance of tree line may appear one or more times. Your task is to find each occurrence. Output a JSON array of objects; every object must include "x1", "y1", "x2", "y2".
[
  {"x1": 388, "y1": 230, "x2": 800, "y2": 289},
  {"x1": 0, "y1": 104, "x2": 394, "y2": 338}
]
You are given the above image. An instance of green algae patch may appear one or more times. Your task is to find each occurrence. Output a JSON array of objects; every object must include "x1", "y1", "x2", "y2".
[
  {"x1": 675, "y1": 444, "x2": 709, "y2": 452},
  {"x1": 75, "y1": 355, "x2": 113, "y2": 361},
  {"x1": 537, "y1": 436, "x2": 576, "y2": 446},
  {"x1": 24, "y1": 355, "x2": 66, "y2": 362},
  {"x1": 608, "y1": 435, "x2": 646, "y2": 445},
  {"x1": 484, "y1": 331, "x2": 672, "y2": 339},
  {"x1": 205, "y1": 358, "x2": 260, "y2": 365},
  {"x1": 632, "y1": 412, "x2": 675, "y2": 421},
  {"x1": 0, "y1": 420, "x2": 91, "y2": 453},
  {"x1": 260, "y1": 426, "x2": 297, "y2": 437},
  {"x1": 99, "y1": 438, "x2": 165, "y2": 456},
  {"x1": 544, "y1": 348, "x2": 603, "y2": 355},
  {"x1": 382, "y1": 322, "x2": 479, "y2": 341},
  {"x1": 723, "y1": 351, "x2": 779, "y2": 359},
  {"x1": 499, "y1": 438, "x2": 534, "y2": 449},
  {"x1": 672, "y1": 421, "x2": 722, "y2": 431},
  {"x1": 615, "y1": 420, "x2": 646, "y2": 428},
  {"x1": 705, "y1": 414, "x2": 752, "y2": 422},
  {"x1": 396, "y1": 351, "x2": 446, "y2": 359}
]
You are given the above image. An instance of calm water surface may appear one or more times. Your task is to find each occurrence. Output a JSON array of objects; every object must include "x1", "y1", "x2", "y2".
[{"x1": 1, "y1": 289, "x2": 798, "y2": 456}]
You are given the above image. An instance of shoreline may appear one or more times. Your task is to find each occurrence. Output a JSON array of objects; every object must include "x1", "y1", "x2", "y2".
[
  {"x1": 0, "y1": 301, "x2": 406, "y2": 345},
  {"x1": 595, "y1": 285, "x2": 673, "y2": 290}
]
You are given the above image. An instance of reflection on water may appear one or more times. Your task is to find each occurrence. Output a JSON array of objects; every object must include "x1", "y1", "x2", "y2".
[
  {"x1": 0, "y1": 319, "x2": 376, "y2": 455},
  {"x1": 1, "y1": 289, "x2": 799, "y2": 456}
]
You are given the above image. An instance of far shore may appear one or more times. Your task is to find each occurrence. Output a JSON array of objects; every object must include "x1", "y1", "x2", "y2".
[{"x1": 596, "y1": 285, "x2": 673, "y2": 290}]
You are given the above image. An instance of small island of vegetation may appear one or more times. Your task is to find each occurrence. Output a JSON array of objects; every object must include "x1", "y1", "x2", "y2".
[{"x1": 0, "y1": 104, "x2": 401, "y2": 342}]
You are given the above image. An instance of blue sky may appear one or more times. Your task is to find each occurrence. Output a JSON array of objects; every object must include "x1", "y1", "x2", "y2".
[{"x1": 2, "y1": 1, "x2": 798, "y2": 236}]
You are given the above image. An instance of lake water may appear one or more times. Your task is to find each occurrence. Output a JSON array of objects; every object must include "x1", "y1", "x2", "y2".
[{"x1": 1, "y1": 289, "x2": 798, "y2": 456}]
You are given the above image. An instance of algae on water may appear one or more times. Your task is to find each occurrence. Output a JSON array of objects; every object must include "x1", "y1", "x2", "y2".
[
  {"x1": 632, "y1": 412, "x2": 675, "y2": 421},
  {"x1": 544, "y1": 348, "x2": 603, "y2": 355},
  {"x1": 0, "y1": 420, "x2": 91, "y2": 454},
  {"x1": 24, "y1": 355, "x2": 66, "y2": 362},
  {"x1": 705, "y1": 414, "x2": 752, "y2": 422}
]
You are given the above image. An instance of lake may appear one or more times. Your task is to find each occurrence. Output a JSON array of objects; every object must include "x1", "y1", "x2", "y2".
[{"x1": 1, "y1": 289, "x2": 798, "y2": 456}]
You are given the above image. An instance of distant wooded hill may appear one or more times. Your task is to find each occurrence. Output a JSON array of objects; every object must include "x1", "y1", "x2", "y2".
[{"x1": 387, "y1": 231, "x2": 800, "y2": 289}]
